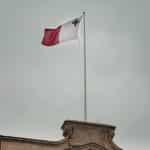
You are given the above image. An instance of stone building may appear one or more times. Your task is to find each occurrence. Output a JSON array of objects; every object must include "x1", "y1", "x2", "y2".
[{"x1": 0, "y1": 120, "x2": 122, "y2": 150}]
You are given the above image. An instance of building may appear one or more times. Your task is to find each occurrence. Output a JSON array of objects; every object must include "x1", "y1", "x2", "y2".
[{"x1": 0, "y1": 120, "x2": 122, "y2": 150}]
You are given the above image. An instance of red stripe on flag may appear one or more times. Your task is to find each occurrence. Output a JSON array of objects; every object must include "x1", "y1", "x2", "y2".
[{"x1": 41, "y1": 26, "x2": 61, "y2": 46}]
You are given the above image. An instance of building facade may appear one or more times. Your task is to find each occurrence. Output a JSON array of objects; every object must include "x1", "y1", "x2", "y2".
[{"x1": 0, "y1": 120, "x2": 122, "y2": 150}]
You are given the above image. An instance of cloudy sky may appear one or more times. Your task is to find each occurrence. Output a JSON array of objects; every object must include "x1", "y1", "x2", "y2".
[{"x1": 0, "y1": 0, "x2": 150, "y2": 149}]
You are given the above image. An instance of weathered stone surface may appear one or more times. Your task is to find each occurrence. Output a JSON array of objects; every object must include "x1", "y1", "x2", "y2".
[
  {"x1": 0, "y1": 120, "x2": 122, "y2": 150},
  {"x1": 62, "y1": 120, "x2": 122, "y2": 150}
]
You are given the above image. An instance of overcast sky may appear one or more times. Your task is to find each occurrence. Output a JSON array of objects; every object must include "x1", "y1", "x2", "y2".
[{"x1": 0, "y1": 0, "x2": 150, "y2": 149}]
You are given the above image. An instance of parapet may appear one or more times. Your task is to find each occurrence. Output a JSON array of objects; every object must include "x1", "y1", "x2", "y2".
[{"x1": 61, "y1": 120, "x2": 116, "y2": 145}]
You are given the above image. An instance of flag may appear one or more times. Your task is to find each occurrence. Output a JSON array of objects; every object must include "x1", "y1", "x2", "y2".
[{"x1": 41, "y1": 16, "x2": 82, "y2": 46}]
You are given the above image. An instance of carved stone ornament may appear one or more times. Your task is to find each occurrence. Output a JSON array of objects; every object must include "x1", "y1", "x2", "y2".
[{"x1": 63, "y1": 124, "x2": 74, "y2": 139}]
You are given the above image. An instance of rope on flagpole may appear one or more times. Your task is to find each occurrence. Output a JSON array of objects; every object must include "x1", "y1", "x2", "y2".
[{"x1": 83, "y1": 11, "x2": 87, "y2": 121}]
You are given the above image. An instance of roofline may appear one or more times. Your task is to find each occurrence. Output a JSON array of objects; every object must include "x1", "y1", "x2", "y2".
[
  {"x1": 61, "y1": 120, "x2": 116, "y2": 130},
  {"x1": 0, "y1": 135, "x2": 65, "y2": 145}
]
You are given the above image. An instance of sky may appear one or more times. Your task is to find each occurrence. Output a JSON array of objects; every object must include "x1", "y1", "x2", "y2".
[{"x1": 0, "y1": 0, "x2": 150, "y2": 149}]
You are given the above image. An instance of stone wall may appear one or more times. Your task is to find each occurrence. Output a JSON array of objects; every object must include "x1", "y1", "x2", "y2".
[{"x1": 0, "y1": 120, "x2": 122, "y2": 150}]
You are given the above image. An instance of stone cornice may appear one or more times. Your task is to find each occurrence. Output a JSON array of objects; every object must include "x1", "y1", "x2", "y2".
[
  {"x1": 61, "y1": 120, "x2": 116, "y2": 130},
  {"x1": 0, "y1": 135, "x2": 65, "y2": 145}
]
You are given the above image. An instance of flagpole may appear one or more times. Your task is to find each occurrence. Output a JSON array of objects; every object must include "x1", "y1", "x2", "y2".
[{"x1": 83, "y1": 11, "x2": 87, "y2": 121}]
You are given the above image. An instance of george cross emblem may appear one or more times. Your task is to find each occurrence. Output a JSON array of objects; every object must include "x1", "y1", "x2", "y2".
[{"x1": 72, "y1": 18, "x2": 80, "y2": 27}]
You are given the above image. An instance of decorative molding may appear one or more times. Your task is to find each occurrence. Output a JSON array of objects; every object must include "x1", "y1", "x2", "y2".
[{"x1": 65, "y1": 143, "x2": 108, "y2": 150}]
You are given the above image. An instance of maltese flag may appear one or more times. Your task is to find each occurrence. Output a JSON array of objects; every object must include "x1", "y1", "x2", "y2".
[{"x1": 42, "y1": 16, "x2": 82, "y2": 46}]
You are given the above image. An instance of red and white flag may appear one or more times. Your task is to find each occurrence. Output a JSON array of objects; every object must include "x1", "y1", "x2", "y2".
[{"x1": 41, "y1": 16, "x2": 82, "y2": 46}]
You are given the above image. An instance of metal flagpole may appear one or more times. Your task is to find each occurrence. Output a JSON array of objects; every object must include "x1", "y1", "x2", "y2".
[{"x1": 83, "y1": 11, "x2": 87, "y2": 121}]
